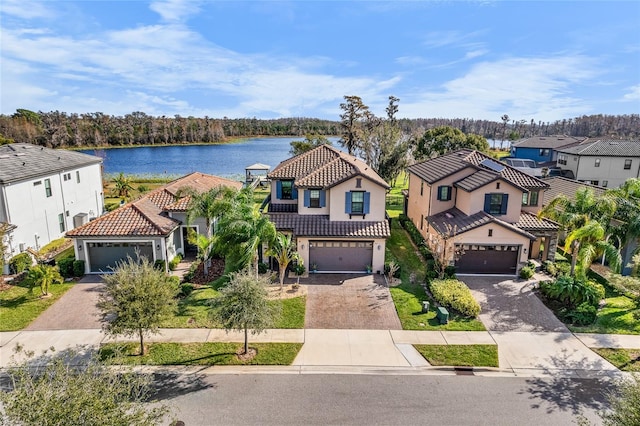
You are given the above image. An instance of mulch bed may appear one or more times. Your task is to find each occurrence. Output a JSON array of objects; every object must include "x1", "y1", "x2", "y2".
[{"x1": 189, "y1": 258, "x2": 225, "y2": 285}]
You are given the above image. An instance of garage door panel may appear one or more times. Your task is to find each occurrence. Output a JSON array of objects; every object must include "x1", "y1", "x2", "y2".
[
  {"x1": 456, "y1": 245, "x2": 519, "y2": 274},
  {"x1": 88, "y1": 242, "x2": 154, "y2": 272},
  {"x1": 310, "y1": 240, "x2": 372, "y2": 272}
]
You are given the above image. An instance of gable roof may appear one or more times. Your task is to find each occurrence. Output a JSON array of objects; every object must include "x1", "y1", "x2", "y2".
[
  {"x1": 408, "y1": 149, "x2": 548, "y2": 190},
  {"x1": 427, "y1": 208, "x2": 536, "y2": 240},
  {"x1": 67, "y1": 172, "x2": 242, "y2": 237},
  {"x1": 268, "y1": 144, "x2": 389, "y2": 189},
  {"x1": 0, "y1": 143, "x2": 102, "y2": 184},
  {"x1": 542, "y1": 176, "x2": 606, "y2": 207},
  {"x1": 511, "y1": 135, "x2": 584, "y2": 149},
  {"x1": 556, "y1": 139, "x2": 640, "y2": 156}
]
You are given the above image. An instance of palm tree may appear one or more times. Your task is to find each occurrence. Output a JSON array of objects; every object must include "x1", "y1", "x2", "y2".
[
  {"x1": 563, "y1": 219, "x2": 622, "y2": 277},
  {"x1": 26, "y1": 264, "x2": 63, "y2": 296},
  {"x1": 267, "y1": 233, "x2": 300, "y2": 290},
  {"x1": 111, "y1": 172, "x2": 134, "y2": 200}
]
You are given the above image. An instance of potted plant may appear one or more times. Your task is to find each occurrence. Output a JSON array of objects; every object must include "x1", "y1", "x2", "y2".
[
  {"x1": 365, "y1": 265, "x2": 372, "y2": 274},
  {"x1": 311, "y1": 263, "x2": 318, "y2": 273}
]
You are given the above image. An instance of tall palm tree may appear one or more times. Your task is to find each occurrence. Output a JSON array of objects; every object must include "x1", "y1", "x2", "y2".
[
  {"x1": 564, "y1": 219, "x2": 622, "y2": 277},
  {"x1": 267, "y1": 233, "x2": 300, "y2": 290}
]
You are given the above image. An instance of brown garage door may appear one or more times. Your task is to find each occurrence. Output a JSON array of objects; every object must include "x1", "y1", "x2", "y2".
[
  {"x1": 455, "y1": 244, "x2": 519, "y2": 274},
  {"x1": 309, "y1": 240, "x2": 373, "y2": 272}
]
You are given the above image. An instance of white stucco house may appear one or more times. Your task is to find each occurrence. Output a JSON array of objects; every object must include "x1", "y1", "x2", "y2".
[
  {"x1": 0, "y1": 143, "x2": 104, "y2": 273},
  {"x1": 265, "y1": 144, "x2": 390, "y2": 274}
]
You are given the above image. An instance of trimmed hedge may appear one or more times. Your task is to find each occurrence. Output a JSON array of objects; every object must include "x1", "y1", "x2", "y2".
[
  {"x1": 430, "y1": 279, "x2": 481, "y2": 317},
  {"x1": 9, "y1": 253, "x2": 32, "y2": 274}
]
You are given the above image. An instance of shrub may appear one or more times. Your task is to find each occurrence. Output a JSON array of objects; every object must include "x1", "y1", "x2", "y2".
[
  {"x1": 168, "y1": 254, "x2": 182, "y2": 271},
  {"x1": 183, "y1": 261, "x2": 200, "y2": 282},
  {"x1": 430, "y1": 279, "x2": 481, "y2": 317},
  {"x1": 526, "y1": 260, "x2": 536, "y2": 269},
  {"x1": 57, "y1": 257, "x2": 75, "y2": 278},
  {"x1": 540, "y1": 276, "x2": 605, "y2": 308},
  {"x1": 444, "y1": 265, "x2": 456, "y2": 278},
  {"x1": 294, "y1": 263, "x2": 306, "y2": 275},
  {"x1": 258, "y1": 262, "x2": 269, "y2": 274},
  {"x1": 153, "y1": 259, "x2": 166, "y2": 271},
  {"x1": 555, "y1": 261, "x2": 570, "y2": 277},
  {"x1": 385, "y1": 261, "x2": 401, "y2": 279},
  {"x1": 72, "y1": 260, "x2": 85, "y2": 277},
  {"x1": 9, "y1": 253, "x2": 32, "y2": 275},
  {"x1": 180, "y1": 283, "x2": 194, "y2": 297},
  {"x1": 519, "y1": 266, "x2": 534, "y2": 280},
  {"x1": 542, "y1": 260, "x2": 557, "y2": 277},
  {"x1": 564, "y1": 302, "x2": 597, "y2": 325}
]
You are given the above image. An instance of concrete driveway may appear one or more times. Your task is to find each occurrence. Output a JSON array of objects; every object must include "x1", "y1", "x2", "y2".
[
  {"x1": 303, "y1": 274, "x2": 402, "y2": 330},
  {"x1": 26, "y1": 275, "x2": 104, "y2": 330},
  {"x1": 459, "y1": 275, "x2": 568, "y2": 332}
]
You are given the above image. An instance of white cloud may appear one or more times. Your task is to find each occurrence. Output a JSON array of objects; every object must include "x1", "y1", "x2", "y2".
[
  {"x1": 623, "y1": 85, "x2": 640, "y2": 101},
  {"x1": 0, "y1": 0, "x2": 56, "y2": 19},
  {"x1": 149, "y1": 0, "x2": 202, "y2": 23}
]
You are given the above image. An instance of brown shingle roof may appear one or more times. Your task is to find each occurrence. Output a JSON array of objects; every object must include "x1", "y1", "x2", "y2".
[
  {"x1": 542, "y1": 176, "x2": 606, "y2": 206},
  {"x1": 427, "y1": 208, "x2": 535, "y2": 240},
  {"x1": 268, "y1": 214, "x2": 390, "y2": 238},
  {"x1": 454, "y1": 170, "x2": 500, "y2": 192},
  {"x1": 408, "y1": 149, "x2": 548, "y2": 190},
  {"x1": 515, "y1": 212, "x2": 559, "y2": 232},
  {"x1": 268, "y1": 145, "x2": 389, "y2": 189},
  {"x1": 67, "y1": 172, "x2": 242, "y2": 237}
]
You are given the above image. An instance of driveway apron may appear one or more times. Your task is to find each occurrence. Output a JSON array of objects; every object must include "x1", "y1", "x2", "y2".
[
  {"x1": 460, "y1": 275, "x2": 568, "y2": 332},
  {"x1": 303, "y1": 274, "x2": 402, "y2": 330},
  {"x1": 25, "y1": 275, "x2": 104, "y2": 330}
]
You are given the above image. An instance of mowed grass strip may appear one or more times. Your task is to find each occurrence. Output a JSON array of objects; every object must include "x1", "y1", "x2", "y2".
[
  {"x1": 0, "y1": 283, "x2": 75, "y2": 331},
  {"x1": 414, "y1": 344, "x2": 499, "y2": 367},
  {"x1": 100, "y1": 342, "x2": 302, "y2": 366},
  {"x1": 592, "y1": 348, "x2": 640, "y2": 372},
  {"x1": 387, "y1": 221, "x2": 485, "y2": 331},
  {"x1": 160, "y1": 288, "x2": 306, "y2": 329}
]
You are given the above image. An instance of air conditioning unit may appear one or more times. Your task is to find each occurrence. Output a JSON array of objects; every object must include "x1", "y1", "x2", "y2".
[{"x1": 73, "y1": 213, "x2": 89, "y2": 228}]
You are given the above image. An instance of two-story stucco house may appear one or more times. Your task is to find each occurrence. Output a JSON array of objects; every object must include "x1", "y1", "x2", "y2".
[
  {"x1": 510, "y1": 135, "x2": 584, "y2": 164},
  {"x1": 406, "y1": 149, "x2": 559, "y2": 275},
  {"x1": 0, "y1": 143, "x2": 104, "y2": 271},
  {"x1": 555, "y1": 139, "x2": 640, "y2": 188},
  {"x1": 265, "y1": 144, "x2": 390, "y2": 274},
  {"x1": 66, "y1": 172, "x2": 242, "y2": 273}
]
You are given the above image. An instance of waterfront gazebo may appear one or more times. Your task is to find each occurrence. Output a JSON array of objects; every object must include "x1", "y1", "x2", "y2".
[{"x1": 245, "y1": 162, "x2": 270, "y2": 187}]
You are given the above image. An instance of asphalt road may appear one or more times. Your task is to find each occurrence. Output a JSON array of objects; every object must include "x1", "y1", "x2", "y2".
[{"x1": 154, "y1": 373, "x2": 611, "y2": 425}]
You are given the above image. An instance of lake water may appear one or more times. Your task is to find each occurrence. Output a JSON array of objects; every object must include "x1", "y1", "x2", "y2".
[{"x1": 80, "y1": 137, "x2": 339, "y2": 180}]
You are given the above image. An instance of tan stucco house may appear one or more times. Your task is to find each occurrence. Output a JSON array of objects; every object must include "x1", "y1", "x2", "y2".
[
  {"x1": 406, "y1": 149, "x2": 559, "y2": 275},
  {"x1": 66, "y1": 172, "x2": 242, "y2": 273},
  {"x1": 265, "y1": 144, "x2": 390, "y2": 274}
]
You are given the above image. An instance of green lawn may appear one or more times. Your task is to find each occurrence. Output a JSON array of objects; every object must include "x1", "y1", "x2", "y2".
[
  {"x1": 414, "y1": 344, "x2": 499, "y2": 367},
  {"x1": 385, "y1": 172, "x2": 408, "y2": 219},
  {"x1": 100, "y1": 342, "x2": 302, "y2": 365},
  {"x1": 593, "y1": 348, "x2": 640, "y2": 372},
  {"x1": 569, "y1": 294, "x2": 640, "y2": 335},
  {"x1": 0, "y1": 282, "x2": 75, "y2": 331},
  {"x1": 386, "y1": 221, "x2": 485, "y2": 331},
  {"x1": 160, "y1": 287, "x2": 306, "y2": 329}
]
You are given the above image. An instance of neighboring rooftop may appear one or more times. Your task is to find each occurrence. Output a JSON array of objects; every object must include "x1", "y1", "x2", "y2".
[
  {"x1": 542, "y1": 176, "x2": 606, "y2": 207},
  {"x1": 268, "y1": 213, "x2": 390, "y2": 238},
  {"x1": 67, "y1": 172, "x2": 242, "y2": 237},
  {"x1": 268, "y1": 144, "x2": 389, "y2": 189},
  {"x1": 426, "y1": 208, "x2": 535, "y2": 240},
  {"x1": 0, "y1": 143, "x2": 102, "y2": 184},
  {"x1": 511, "y1": 135, "x2": 585, "y2": 149},
  {"x1": 556, "y1": 139, "x2": 640, "y2": 156}
]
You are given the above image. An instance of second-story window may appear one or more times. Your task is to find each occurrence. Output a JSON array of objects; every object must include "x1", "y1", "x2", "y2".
[
  {"x1": 351, "y1": 191, "x2": 364, "y2": 214},
  {"x1": 595, "y1": 158, "x2": 601, "y2": 167},
  {"x1": 484, "y1": 193, "x2": 508, "y2": 215},
  {"x1": 437, "y1": 185, "x2": 451, "y2": 201},
  {"x1": 522, "y1": 191, "x2": 539, "y2": 206},
  {"x1": 558, "y1": 155, "x2": 567, "y2": 165},
  {"x1": 624, "y1": 159, "x2": 632, "y2": 170},
  {"x1": 45, "y1": 178, "x2": 52, "y2": 197},
  {"x1": 278, "y1": 180, "x2": 294, "y2": 199},
  {"x1": 309, "y1": 190, "x2": 320, "y2": 208}
]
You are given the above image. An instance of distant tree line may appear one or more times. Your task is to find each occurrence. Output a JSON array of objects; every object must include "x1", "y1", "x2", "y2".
[{"x1": 0, "y1": 108, "x2": 637, "y2": 149}]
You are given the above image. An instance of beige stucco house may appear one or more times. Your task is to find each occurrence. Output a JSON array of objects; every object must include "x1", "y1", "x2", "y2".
[
  {"x1": 406, "y1": 149, "x2": 559, "y2": 275},
  {"x1": 66, "y1": 172, "x2": 242, "y2": 273},
  {"x1": 265, "y1": 144, "x2": 390, "y2": 274}
]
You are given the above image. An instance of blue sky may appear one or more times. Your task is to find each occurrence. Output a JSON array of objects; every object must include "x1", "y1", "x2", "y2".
[{"x1": 1, "y1": 1, "x2": 639, "y2": 122}]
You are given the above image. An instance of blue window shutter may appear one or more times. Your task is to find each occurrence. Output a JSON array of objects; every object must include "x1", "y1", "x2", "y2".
[
  {"x1": 501, "y1": 194, "x2": 509, "y2": 215},
  {"x1": 276, "y1": 181, "x2": 282, "y2": 199},
  {"x1": 345, "y1": 192, "x2": 352, "y2": 214},
  {"x1": 484, "y1": 194, "x2": 491, "y2": 213},
  {"x1": 292, "y1": 186, "x2": 298, "y2": 200},
  {"x1": 363, "y1": 192, "x2": 370, "y2": 214},
  {"x1": 304, "y1": 190, "x2": 310, "y2": 207},
  {"x1": 319, "y1": 190, "x2": 326, "y2": 207}
]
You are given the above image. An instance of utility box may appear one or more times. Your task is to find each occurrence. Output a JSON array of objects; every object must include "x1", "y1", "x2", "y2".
[
  {"x1": 422, "y1": 301, "x2": 430, "y2": 313},
  {"x1": 437, "y1": 307, "x2": 449, "y2": 324}
]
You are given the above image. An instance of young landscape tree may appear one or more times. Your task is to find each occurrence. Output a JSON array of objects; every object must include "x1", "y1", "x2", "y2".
[
  {"x1": 210, "y1": 268, "x2": 278, "y2": 355},
  {"x1": 0, "y1": 349, "x2": 170, "y2": 426},
  {"x1": 25, "y1": 264, "x2": 63, "y2": 296},
  {"x1": 111, "y1": 172, "x2": 135, "y2": 201},
  {"x1": 97, "y1": 255, "x2": 179, "y2": 355},
  {"x1": 267, "y1": 233, "x2": 300, "y2": 291}
]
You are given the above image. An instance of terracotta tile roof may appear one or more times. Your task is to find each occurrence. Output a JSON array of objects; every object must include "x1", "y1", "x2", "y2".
[
  {"x1": 511, "y1": 135, "x2": 584, "y2": 149},
  {"x1": 408, "y1": 149, "x2": 548, "y2": 190},
  {"x1": 268, "y1": 144, "x2": 389, "y2": 189},
  {"x1": 556, "y1": 139, "x2": 640, "y2": 156},
  {"x1": 542, "y1": 176, "x2": 606, "y2": 207},
  {"x1": 515, "y1": 212, "x2": 559, "y2": 232},
  {"x1": 427, "y1": 208, "x2": 535, "y2": 240},
  {"x1": 67, "y1": 172, "x2": 242, "y2": 237},
  {"x1": 268, "y1": 214, "x2": 390, "y2": 238}
]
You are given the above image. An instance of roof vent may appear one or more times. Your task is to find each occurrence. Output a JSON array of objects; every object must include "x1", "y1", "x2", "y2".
[{"x1": 445, "y1": 212, "x2": 454, "y2": 219}]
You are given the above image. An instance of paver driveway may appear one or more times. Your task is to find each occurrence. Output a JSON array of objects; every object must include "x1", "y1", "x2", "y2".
[
  {"x1": 26, "y1": 275, "x2": 104, "y2": 330},
  {"x1": 303, "y1": 274, "x2": 402, "y2": 330},
  {"x1": 459, "y1": 275, "x2": 568, "y2": 332}
]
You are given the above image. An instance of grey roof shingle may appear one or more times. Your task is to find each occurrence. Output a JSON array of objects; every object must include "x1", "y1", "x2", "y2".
[
  {"x1": 542, "y1": 176, "x2": 606, "y2": 207},
  {"x1": 427, "y1": 208, "x2": 536, "y2": 240},
  {"x1": 556, "y1": 139, "x2": 640, "y2": 156},
  {"x1": 268, "y1": 213, "x2": 390, "y2": 238},
  {"x1": 0, "y1": 143, "x2": 102, "y2": 184},
  {"x1": 408, "y1": 149, "x2": 548, "y2": 190},
  {"x1": 268, "y1": 144, "x2": 389, "y2": 189},
  {"x1": 512, "y1": 135, "x2": 585, "y2": 149}
]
